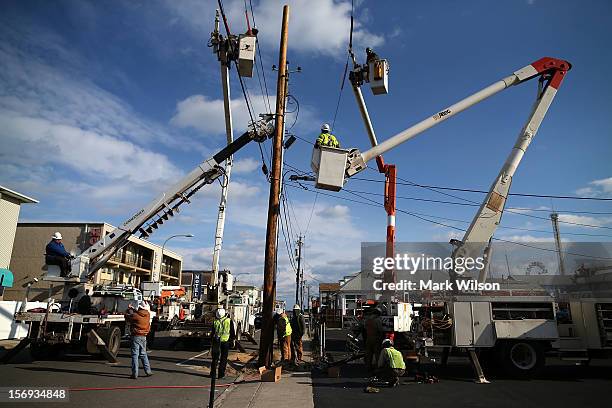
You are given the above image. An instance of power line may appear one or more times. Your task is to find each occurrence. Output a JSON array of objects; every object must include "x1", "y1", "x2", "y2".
[
  {"x1": 353, "y1": 176, "x2": 612, "y2": 202},
  {"x1": 343, "y1": 186, "x2": 612, "y2": 216},
  {"x1": 341, "y1": 188, "x2": 612, "y2": 237},
  {"x1": 285, "y1": 182, "x2": 612, "y2": 261}
]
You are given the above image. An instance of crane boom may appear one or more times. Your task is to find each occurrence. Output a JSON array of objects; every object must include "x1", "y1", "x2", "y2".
[
  {"x1": 313, "y1": 57, "x2": 570, "y2": 283},
  {"x1": 68, "y1": 118, "x2": 274, "y2": 280}
]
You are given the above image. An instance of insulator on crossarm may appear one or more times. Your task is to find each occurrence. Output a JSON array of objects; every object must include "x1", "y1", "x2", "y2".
[{"x1": 146, "y1": 226, "x2": 154, "y2": 234}]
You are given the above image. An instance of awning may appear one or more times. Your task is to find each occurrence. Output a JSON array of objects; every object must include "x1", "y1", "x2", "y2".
[{"x1": 0, "y1": 268, "x2": 14, "y2": 288}]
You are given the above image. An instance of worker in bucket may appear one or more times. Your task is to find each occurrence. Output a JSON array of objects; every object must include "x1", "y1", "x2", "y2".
[
  {"x1": 45, "y1": 232, "x2": 74, "y2": 278},
  {"x1": 363, "y1": 307, "x2": 384, "y2": 373},
  {"x1": 375, "y1": 338, "x2": 406, "y2": 387},
  {"x1": 212, "y1": 308, "x2": 234, "y2": 379},
  {"x1": 290, "y1": 304, "x2": 306, "y2": 364},
  {"x1": 125, "y1": 301, "x2": 153, "y2": 379},
  {"x1": 315, "y1": 123, "x2": 340, "y2": 148}
]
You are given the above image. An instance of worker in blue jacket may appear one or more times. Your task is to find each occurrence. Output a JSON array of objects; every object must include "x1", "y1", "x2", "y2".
[{"x1": 45, "y1": 232, "x2": 73, "y2": 277}]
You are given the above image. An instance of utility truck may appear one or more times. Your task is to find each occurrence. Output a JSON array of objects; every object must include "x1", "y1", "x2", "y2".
[
  {"x1": 6, "y1": 118, "x2": 274, "y2": 362},
  {"x1": 313, "y1": 50, "x2": 580, "y2": 381}
]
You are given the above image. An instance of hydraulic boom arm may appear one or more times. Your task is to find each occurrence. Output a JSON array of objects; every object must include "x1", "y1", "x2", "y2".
[{"x1": 74, "y1": 118, "x2": 274, "y2": 279}]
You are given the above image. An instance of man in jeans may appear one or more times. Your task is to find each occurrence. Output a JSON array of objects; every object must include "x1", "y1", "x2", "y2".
[{"x1": 125, "y1": 301, "x2": 153, "y2": 379}]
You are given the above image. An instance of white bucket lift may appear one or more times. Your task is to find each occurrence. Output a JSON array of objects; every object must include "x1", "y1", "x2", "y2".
[
  {"x1": 311, "y1": 146, "x2": 349, "y2": 192},
  {"x1": 238, "y1": 35, "x2": 256, "y2": 77},
  {"x1": 368, "y1": 59, "x2": 389, "y2": 95}
]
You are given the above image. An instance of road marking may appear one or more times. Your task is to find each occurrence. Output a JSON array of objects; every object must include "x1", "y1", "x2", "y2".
[{"x1": 176, "y1": 350, "x2": 210, "y2": 367}]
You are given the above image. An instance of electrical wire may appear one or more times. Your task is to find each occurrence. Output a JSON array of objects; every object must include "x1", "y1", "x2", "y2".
[
  {"x1": 331, "y1": 0, "x2": 354, "y2": 131},
  {"x1": 353, "y1": 176, "x2": 612, "y2": 202},
  {"x1": 284, "y1": 182, "x2": 612, "y2": 261}
]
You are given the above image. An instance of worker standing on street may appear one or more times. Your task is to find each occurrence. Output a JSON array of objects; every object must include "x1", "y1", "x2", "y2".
[
  {"x1": 45, "y1": 232, "x2": 74, "y2": 278},
  {"x1": 376, "y1": 338, "x2": 405, "y2": 387},
  {"x1": 212, "y1": 308, "x2": 235, "y2": 379},
  {"x1": 125, "y1": 301, "x2": 153, "y2": 379},
  {"x1": 276, "y1": 311, "x2": 292, "y2": 363},
  {"x1": 363, "y1": 307, "x2": 384, "y2": 373},
  {"x1": 290, "y1": 304, "x2": 306, "y2": 364},
  {"x1": 315, "y1": 123, "x2": 340, "y2": 148}
]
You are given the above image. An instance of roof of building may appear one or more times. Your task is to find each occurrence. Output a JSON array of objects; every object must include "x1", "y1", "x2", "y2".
[
  {"x1": 0, "y1": 185, "x2": 38, "y2": 204},
  {"x1": 319, "y1": 282, "x2": 340, "y2": 292}
]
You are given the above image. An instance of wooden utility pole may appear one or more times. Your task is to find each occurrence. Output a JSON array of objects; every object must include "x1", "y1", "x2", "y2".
[
  {"x1": 259, "y1": 4, "x2": 290, "y2": 368},
  {"x1": 295, "y1": 235, "x2": 303, "y2": 306}
]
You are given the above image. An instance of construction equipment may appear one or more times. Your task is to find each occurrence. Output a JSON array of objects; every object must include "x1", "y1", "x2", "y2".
[
  {"x1": 9, "y1": 117, "x2": 274, "y2": 361},
  {"x1": 320, "y1": 55, "x2": 576, "y2": 381}
]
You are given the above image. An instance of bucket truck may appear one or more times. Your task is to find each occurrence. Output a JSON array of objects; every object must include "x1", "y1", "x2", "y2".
[
  {"x1": 312, "y1": 56, "x2": 593, "y2": 380},
  {"x1": 7, "y1": 118, "x2": 274, "y2": 362}
]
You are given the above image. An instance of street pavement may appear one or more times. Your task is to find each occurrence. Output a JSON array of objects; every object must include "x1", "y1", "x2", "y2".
[
  {"x1": 0, "y1": 336, "x2": 240, "y2": 408},
  {"x1": 312, "y1": 328, "x2": 612, "y2": 408}
]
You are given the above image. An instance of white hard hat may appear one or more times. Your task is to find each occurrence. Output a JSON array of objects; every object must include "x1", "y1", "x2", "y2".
[
  {"x1": 216, "y1": 308, "x2": 226, "y2": 319},
  {"x1": 52, "y1": 232, "x2": 63, "y2": 240},
  {"x1": 382, "y1": 338, "x2": 393, "y2": 347},
  {"x1": 138, "y1": 301, "x2": 151, "y2": 311},
  {"x1": 321, "y1": 123, "x2": 330, "y2": 132},
  {"x1": 293, "y1": 304, "x2": 301, "y2": 310}
]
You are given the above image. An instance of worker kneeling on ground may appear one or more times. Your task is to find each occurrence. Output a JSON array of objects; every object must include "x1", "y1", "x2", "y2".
[
  {"x1": 290, "y1": 304, "x2": 306, "y2": 364},
  {"x1": 45, "y1": 232, "x2": 74, "y2": 278},
  {"x1": 276, "y1": 311, "x2": 292, "y2": 363},
  {"x1": 376, "y1": 338, "x2": 406, "y2": 387},
  {"x1": 125, "y1": 301, "x2": 153, "y2": 379},
  {"x1": 212, "y1": 308, "x2": 235, "y2": 379},
  {"x1": 315, "y1": 123, "x2": 340, "y2": 148}
]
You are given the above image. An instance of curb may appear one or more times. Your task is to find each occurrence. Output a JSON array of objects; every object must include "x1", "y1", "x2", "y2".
[{"x1": 213, "y1": 372, "x2": 244, "y2": 408}]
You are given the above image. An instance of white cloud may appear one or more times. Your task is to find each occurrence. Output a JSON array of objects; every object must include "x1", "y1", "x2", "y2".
[
  {"x1": 2, "y1": 114, "x2": 181, "y2": 184},
  {"x1": 575, "y1": 177, "x2": 612, "y2": 198},
  {"x1": 162, "y1": 0, "x2": 384, "y2": 57},
  {"x1": 170, "y1": 93, "x2": 273, "y2": 135},
  {"x1": 557, "y1": 214, "x2": 612, "y2": 228},
  {"x1": 316, "y1": 204, "x2": 350, "y2": 219},
  {"x1": 233, "y1": 157, "x2": 261, "y2": 174}
]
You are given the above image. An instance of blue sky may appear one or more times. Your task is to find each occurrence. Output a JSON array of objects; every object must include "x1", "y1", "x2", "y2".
[{"x1": 1, "y1": 0, "x2": 611, "y2": 304}]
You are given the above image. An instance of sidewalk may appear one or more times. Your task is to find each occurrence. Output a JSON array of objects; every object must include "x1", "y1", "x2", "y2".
[{"x1": 216, "y1": 338, "x2": 314, "y2": 408}]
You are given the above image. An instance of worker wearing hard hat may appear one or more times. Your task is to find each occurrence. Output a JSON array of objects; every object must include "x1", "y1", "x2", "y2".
[
  {"x1": 363, "y1": 307, "x2": 384, "y2": 373},
  {"x1": 125, "y1": 301, "x2": 153, "y2": 379},
  {"x1": 315, "y1": 123, "x2": 340, "y2": 148},
  {"x1": 276, "y1": 311, "x2": 292, "y2": 363},
  {"x1": 212, "y1": 308, "x2": 235, "y2": 379},
  {"x1": 45, "y1": 232, "x2": 74, "y2": 278},
  {"x1": 376, "y1": 338, "x2": 406, "y2": 387},
  {"x1": 290, "y1": 304, "x2": 306, "y2": 364}
]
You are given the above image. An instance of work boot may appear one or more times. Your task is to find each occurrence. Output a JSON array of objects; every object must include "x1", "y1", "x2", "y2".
[
  {"x1": 145, "y1": 372, "x2": 153, "y2": 377},
  {"x1": 130, "y1": 374, "x2": 137, "y2": 379}
]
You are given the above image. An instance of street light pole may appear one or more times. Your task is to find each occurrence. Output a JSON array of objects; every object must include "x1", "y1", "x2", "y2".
[{"x1": 160, "y1": 234, "x2": 194, "y2": 283}]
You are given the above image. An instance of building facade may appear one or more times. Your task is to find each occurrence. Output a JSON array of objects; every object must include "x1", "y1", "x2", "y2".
[
  {"x1": 0, "y1": 186, "x2": 38, "y2": 300},
  {"x1": 6, "y1": 222, "x2": 182, "y2": 301}
]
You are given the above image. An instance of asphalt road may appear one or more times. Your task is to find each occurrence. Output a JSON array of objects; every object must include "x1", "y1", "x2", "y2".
[
  {"x1": 312, "y1": 329, "x2": 612, "y2": 408},
  {"x1": 0, "y1": 336, "x2": 239, "y2": 408}
]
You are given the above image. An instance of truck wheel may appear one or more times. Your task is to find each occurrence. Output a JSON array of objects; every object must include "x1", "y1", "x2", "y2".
[
  {"x1": 499, "y1": 341, "x2": 544, "y2": 376},
  {"x1": 95, "y1": 327, "x2": 122, "y2": 358}
]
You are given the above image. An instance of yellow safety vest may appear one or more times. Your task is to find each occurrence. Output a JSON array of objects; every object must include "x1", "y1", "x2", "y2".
[
  {"x1": 282, "y1": 315, "x2": 292, "y2": 337},
  {"x1": 385, "y1": 347, "x2": 406, "y2": 370},
  {"x1": 214, "y1": 316, "x2": 231, "y2": 342},
  {"x1": 316, "y1": 132, "x2": 340, "y2": 148}
]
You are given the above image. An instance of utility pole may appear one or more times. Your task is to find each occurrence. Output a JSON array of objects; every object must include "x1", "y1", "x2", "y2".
[
  {"x1": 550, "y1": 212, "x2": 566, "y2": 276},
  {"x1": 210, "y1": 10, "x2": 235, "y2": 296},
  {"x1": 259, "y1": 4, "x2": 290, "y2": 368},
  {"x1": 295, "y1": 235, "x2": 303, "y2": 306}
]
